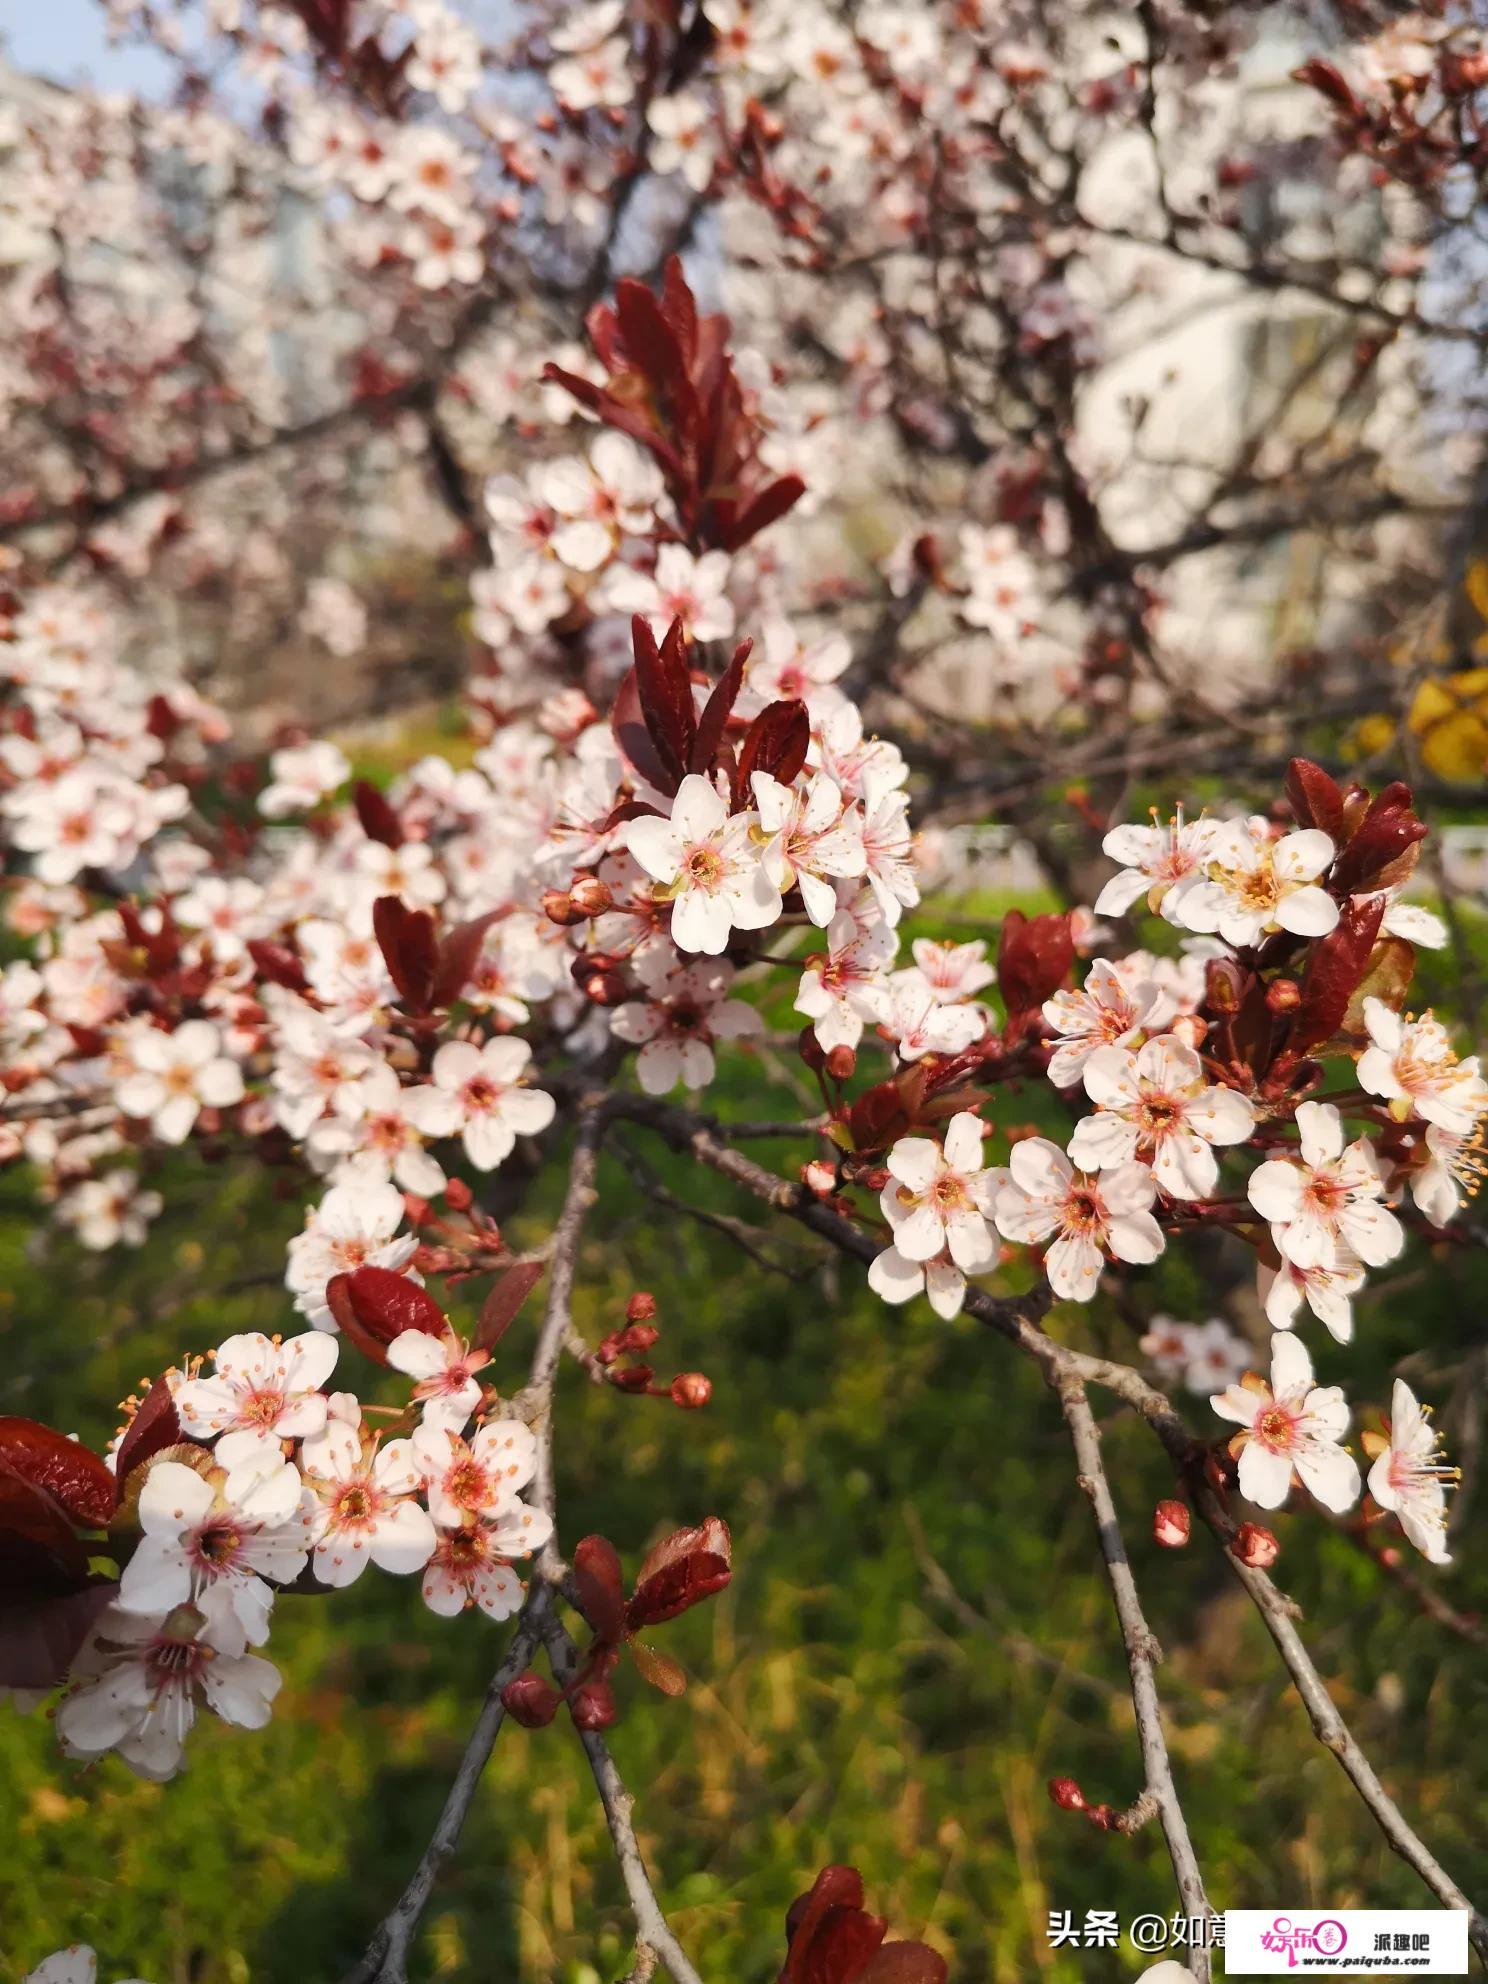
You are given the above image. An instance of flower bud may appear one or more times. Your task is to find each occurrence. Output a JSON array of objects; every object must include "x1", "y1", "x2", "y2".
[
  {"x1": 1265, "y1": 977, "x2": 1302, "y2": 1014},
  {"x1": 569, "y1": 1678, "x2": 618, "y2": 1730},
  {"x1": 1153, "y1": 1499, "x2": 1191, "y2": 1549},
  {"x1": 579, "y1": 966, "x2": 628, "y2": 1006},
  {"x1": 1047, "y1": 1776, "x2": 1086, "y2": 1812},
  {"x1": 626, "y1": 1291, "x2": 658, "y2": 1322},
  {"x1": 541, "y1": 888, "x2": 586, "y2": 928},
  {"x1": 801, "y1": 1159, "x2": 836, "y2": 1198},
  {"x1": 1231, "y1": 1521, "x2": 1280, "y2": 1569},
  {"x1": 610, "y1": 1364, "x2": 654, "y2": 1393},
  {"x1": 798, "y1": 1025, "x2": 827, "y2": 1072},
  {"x1": 569, "y1": 875, "x2": 612, "y2": 918},
  {"x1": 825, "y1": 1044, "x2": 857, "y2": 1081},
  {"x1": 621, "y1": 1322, "x2": 660, "y2": 1353},
  {"x1": 671, "y1": 1371, "x2": 712, "y2": 1409},
  {"x1": 444, "y1": 1178, "x2": 473, "y2": 1212},
  {"x1": 501, "y1": 1671, "x2": 562, "y2": 1728}
]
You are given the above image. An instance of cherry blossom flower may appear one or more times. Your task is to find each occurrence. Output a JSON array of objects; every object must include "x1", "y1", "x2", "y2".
[
  {"x1": 56, "y1": 1602, "x2": 281, "y2": 1780},
  {"x1": 1211, "y1": 1332, "x2": 1360, "y2": 1512},
  {"x1": 1170, "y1": 821, "x2": 1339, "y2": 946},
  {"x1": 118, "y1": 1451, "x2": 309, "y2": 1655},
  {"x1": 258, "y1": 740, "x2": 349, "y2": 818},
  {"x1": 879, "y1": 977, "x2": 985, "y2": 1062},
  {"x1": 1068, "y1": 1034, "x2": 1254, "y2": 1200},
  {"x1": 794, "y1": 907, "x2": 896, "y2": 1051},
  {"x1": 905, "y1": 937, "x2": 996, "y2": 1004},
  {"x1": 174, "y1": 1329, "x2": 339, "y2": 1466},
  {"x1": 753, "y1": 770, "x2": 865, "y2": 926},
  {"x1": 23, "y1": 1949, "x2": 150, "y2": 1984},
  {"x1": 540, "y1": 433, "x2": 661, "y2": 571},
  {"x1": 738, "y1": 618, "x2": 851, "y2": 718},
  {"x1": 1139, "y1": 1314, "x2": 1195, "y2": 1383},
  {"x1": 1180, "y1": 1319, "x2": 1253, "y2": 1392},
  {"x1": 422, "y1": 1524, "x2": 527, "y2": 1619},
  {"x1": 609, "y1": 950, "x2": 762, "y2": 1092},
  {"x1": 1042, "y1": 957, "x2": 1172, "y2": 1089},
  {"x1": 1247, "y1": 1102, "x2": 1404, "y2": 1270},
  {"x1": 1357, "y1": 997, "x2": 1488, "y2": 1136},
  {"x1": 307, "y1": 1061, "x2": 461, "y2": 1194},
  {"x1": 286, "y1": 1176, "x2": 418, "y2": 1328},
  {"x1": 1409, "y1": 1122, "x2": 1484, "y2": 1229},
  {"x1": 429, "y1": 1035, "x2": 556, "y2": 1170},
  {"x1": 606, "y1": 545, "x2": 735, "y2": 643},
  {"x1": 1365, "y1": 1380, "x2": 1454, "y2": 1565},
  {"x1": 1258, "y1": 1245, "x2": 1366, "y2": 1344},
  {"x1": 858, "y1": 778, "x2": 920, "y2": 927},
  {"x1": 387, "y1": 1326, "x2": 491, "y2": 1432},
  {"x1": 300, "y1": 1422, "x2": 437, "y2": 1587},
  {"x1": 1093, "y1": 809, "x2": 1218, "y2": 921},
  {"x1": 992, "y1": 1138, "x2": 1164, "y2": 1302},
  {"x1": 115, "y1": 1020, "x2": 244, "y2": 1145},
  {"x1": 645, "y1": 93, "x2": 717, "y2": 191},
  {"x1": 878, "y1": 1114, "x2": 998, "y2": 1271},
  {"x1": 412, "y1": 1419, "x2": 550, "y2": 1544},
  {"x1": 866, "y1": 1242, "x2": 975, "y2": 1321},
  {"x1": 624, "y1": 774, "x2": 782, "y2": 956}
]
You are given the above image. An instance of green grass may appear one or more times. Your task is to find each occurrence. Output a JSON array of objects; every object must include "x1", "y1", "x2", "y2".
[{"x1": 3, "y1": 913, "x2": 1488, "y2": 1982}]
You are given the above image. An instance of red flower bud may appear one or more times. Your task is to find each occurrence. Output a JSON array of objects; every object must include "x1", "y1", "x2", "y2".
[
  {"x1": 798, "y1": 1025, "x2": 827, "y2": 1073},
  {"x1": 626, "y1": 1292, "x2": 658, "y2": 1322},
  {"x1": 671, "y1": 1372, "x2": 712, "y2": 1409},
  {"x1": 622, "y1": 1323, "x2": 660, "y2": 1353},
  {"x1": 610, "y1": 1364, "x2": 654, "y2": 1392},
  {"x1": 569, "y1": 875, "x2": 612, "y2": 917},
  {"x1": 1047, "y1": 1776, "x2": 1086, "y2": 1812},
  {"x1": 579, "y1": 967, "x2": 628, "y2": 1006},
  {"x1": 1265, "y1": 978, "x2": 1302, "y2": 1014},
  {"x1": 1153, "y1": 1499, "x2": 1191, "y2": 1549},
  {"x1": 444, "y1": 1178, "x2": 473, "y2": 1211},
  {"x1": 569, "y1": 1678, "x2": 618, "y2": 1730},
  {"x1": 541, "y1": 888, "x2": 586, "y2": 927},
  {"x1": 1231, "y1": 1522, "x2": 1280, "y2": 1569},
  {"x1": 501, "y1": 1671, "x2": 562, "y2": 1728},
  {"x1": 825, "y1": 1044, "x2": 857, "y2": 1081}
]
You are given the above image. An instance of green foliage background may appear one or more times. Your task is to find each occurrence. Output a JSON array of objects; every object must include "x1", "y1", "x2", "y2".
[{"x1": 2, "y1": 888, "x2": 1486, "y2": 1983}]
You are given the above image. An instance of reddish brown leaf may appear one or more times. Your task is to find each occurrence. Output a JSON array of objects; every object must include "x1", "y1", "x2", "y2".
[
  {"x1": 736, "y1": 698, "x2": 810, "y2": 799},
  {"x1": 247, "y1": 939, "x2": 309, "y2": 993},
  {"x1": 1341, "y1": 936, "x2": 1415, "y2": 1039},
  {"x1": 475, "y1": 1260, "x2": 545, "y2": 1351},
  {"x1": 340, "y1": 1265, "x2": 447, "y2": 1349},
  {"x1": 782, "y1": 1869, "x2": 873, "y2": 1984},
  {"x1": 1285, "y1": 757, "x2": 1345, "y2": 839},
  {"x1": 0, "y1": 1579, "x2": 118, "y2": 1692},
  {"x1": 432, "y1": 911, "x2": 501, "y2": 1011},
  {"x1": 633, "y1": 614, "x2": 696, "y2": 785},
  {"x1": 1287, "y1": 894, "x2": 1387, "y2": 1057},
  {"x1": 634, "y1": 1514, "x2": 731, "y2": 1592},
  {"x1": 997, "y1": 909, "x2": 1075, "y2": 1028},
  {"x1": 690, "y1": 639, "x2": 751, "y2": 776},
  {"x1": 721, "y1": 474, "x2": 807, "y2": 551},
  {"x1": 626, "y1": 1537, "x2": 731, "y2": 1632},
  {"x1": 113, "y1": 1378, "x2": 183, "y2": 1487},
  {"x1": 629, "y1": 1639, "x2": 688, "y2": 1696},
  {"x1": 353, "y1": 779, "x2": 404, "y2": 848},
  {"x1": 612, "y1": 664, "x2": 680, "y2": 795},
  {"x1": 573, "y1": 1534, "x2": 627, "y2": 1645},
  {"x1": 858, "y1": 1945, "x2": 949, "y2": 1984},
  {"x1": 373, "y1": 895, "x2": 438, "y2": 1013},
  {"x1": 0, "y1": 1418, "x2": 117, "y2": 1529}
]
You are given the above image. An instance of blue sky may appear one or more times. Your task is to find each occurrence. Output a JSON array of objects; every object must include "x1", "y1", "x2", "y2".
[{"x1": 3, "y1": 0, "x2": 170, "y2": 93}]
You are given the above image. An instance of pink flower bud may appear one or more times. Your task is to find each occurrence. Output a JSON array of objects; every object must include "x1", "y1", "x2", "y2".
[
  {"x1": 1153, "y1": 1499, "x2": 1191, "y2": 1549},
  {"x1": 1231, "y1": 1522, "x2": 1280, "y2": 1569},
  {"x1": 1047, "y1": 1776, "x2": 1086, "y2": 1812},
  {"x1": 541, "y1": 888, "x2": 586, "y2": 927},
  {"x1": 825, "y1": 1044, "x2": 857, "y2": 1081},
  {"x1": 569, "y1": 875, "x2": 612, "y2": 917},
  {"x1": 800, "y1": 1159, "x2": 836, "y2": 1198},
  {"x1": 627, "y1": 1292, "x2": 658, "y2": 1322},
  {"x1": 670, "y1": 1372, "x2": 712, "y2": 1409}
]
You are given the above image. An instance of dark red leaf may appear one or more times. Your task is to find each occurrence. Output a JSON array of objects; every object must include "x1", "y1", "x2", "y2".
[
  {"x1": 0, "y1": 1579, "x2": 117, "y2": 1692},
  {"x1": 720, "y1": 474, "x2": 807, "y2": 551},
  {"x1": 736, "y1": 698, "x2": 810, "y2": 799},
  {"x1": 612, "y1": 664, "x2": 680, "y2": 795},
  {"x1": 626, "y1": 1525, "x2": 732, "y2": 1632},
  {"x1": 1285, "y1": 758, "x2": 1345, "y2": 840},
  {"x1": 353, "y1": 779, "x2": 404, "y2": 848},
  {"x1": 573, "y1": 1534, "x2": 627, "y2": 1645},
  {"x1": 634, "y1": 1515, "x2": 731, "y2": 1591},
  {"x1": 997, "y1": 909, "x2": 1075, "y2": 1028},
  {"x1": 1330, "y1": 788, "x2": 1427, "y2": 896},
  {"x1": 633, "y1": 614, "x2": 696, "y2": 785},
  {"x1": 0, "y1": 1419, "x2": 116, "y2": 1528},
  {"x1": 1286, "y1": 894, "x2": 1387, "y2": 1058},
  {"x1": 373, "y1": 895, "x2": 438, "y2": 1013},
  {"x1": 339, "y1": 1265, "x2": 447, "y2": 1351},
  {"x1": 1292, "y1": 57, "x2": 1361, "y2": 114},
  {"x1": 690, "y1": 639, "x2": 751, "y2": 776},
  {"x1": 113, "y1": 1379, "x2": 183, "y2": 1487},
  {"x1": 615, "y1": 277, "x2": 687, "y2": 401},
  {"x1": 661, "y1": 254, "x2": 699, "y2": 366},
  {"x1": 247, "y1": 939, "x2": 309, "y2": 993},
  {"x1": 858, "y1": 1944, "x2": 949, "y2": 1984},
  {"x1": 475, "y1": 1260, "x2": 546, "y2": 1351},
  {"x1": 782, "y1": 1869, "x2": 873, "y2": 1984},
  {"x1": 432, "y1": 911, "x2": 501, "y2": 1011}
]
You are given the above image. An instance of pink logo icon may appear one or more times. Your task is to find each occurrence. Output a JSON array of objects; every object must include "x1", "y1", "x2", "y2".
[{"x1": 1260, "y1": 1917, "x2": 1349, "y2": 1966}]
